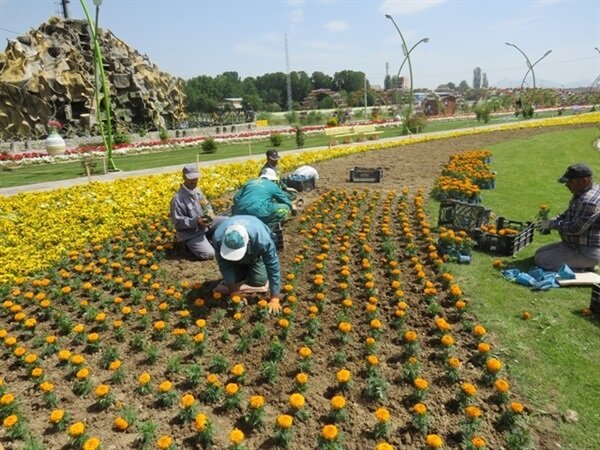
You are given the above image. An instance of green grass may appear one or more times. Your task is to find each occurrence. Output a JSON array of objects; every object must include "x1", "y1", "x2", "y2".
[
  {"x1": 0, "y1": 109, "x2": 575, "y2": 189},
  {"x1": 436, "y1": 127, "x2": 600, "y2": 450}
]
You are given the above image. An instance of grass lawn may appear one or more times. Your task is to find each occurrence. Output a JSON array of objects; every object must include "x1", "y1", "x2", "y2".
[
  {"x1": 0, "y1": 109, "x2": 577, "y2": 189},
  {"x1": 435, "y1": 127, "x2": 600, "y2": 450}
]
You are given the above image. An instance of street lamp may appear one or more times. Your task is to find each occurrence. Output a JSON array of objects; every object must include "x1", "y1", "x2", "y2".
[
  {"x1": 396, "y1": 37, "x2": 429, "y2": 79},
  {"x1": 505, "y1": 42, "x2": 552, "y2": 89},
  {"x1": 385, "y1": 14, "x2": 422, "y2": 132}
]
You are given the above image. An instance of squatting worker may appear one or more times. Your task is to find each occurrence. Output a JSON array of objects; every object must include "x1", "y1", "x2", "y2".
[
  {"x1": 535, "y1": 163, "x2": 600, "y2": 271},
  {"x1": 259, "y1": 149, "x2": 281, "y2": 178},
  {"x1": 212, "y1": 215, "x2": 283, "y2": 314},
  {"x1": 170, "y1": 163, "x2": 215, "y2": 260},
  {"x1": 232, "y1": 168, "x2": 294, "y2": 227}
]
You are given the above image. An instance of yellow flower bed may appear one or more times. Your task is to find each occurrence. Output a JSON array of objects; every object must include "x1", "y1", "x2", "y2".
[{"x1": 0, "y1": 112, "x2": 598, "y2": 283}]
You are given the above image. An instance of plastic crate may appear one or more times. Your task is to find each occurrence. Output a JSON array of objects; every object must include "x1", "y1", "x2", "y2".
[
  {"x1": 269, "y1": 222, "x2": 284, "y2": 251},
  {"x1": 349, "y1": 167, "x2": 383, "y2": 183},
  {"x1": 591, "y1": 284, "x2": 600, "y2": 315},
  {"x1": 283, "y1": 176, "x2": 316, "y2": 192},
  {"x1": 473, "y1": 217, "x2": 534, "y2": 256},
  {"x1": 438, "y1": 200, "x2": 492, "y2": 232}
]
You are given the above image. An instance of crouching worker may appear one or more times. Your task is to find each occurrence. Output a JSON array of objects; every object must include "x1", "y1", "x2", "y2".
[
  {"x1": 212, "y1": 215, "x2": 283, "y2": 314},
  {"x1": 534, "y1": 163, "x2": 600, "y2": 272},
  {"x1": 232, "y1": 168, "x2": 294, "y2": 227},
  {"x1": 170, "y1": 164, "x2": 215, "y2": 260}
]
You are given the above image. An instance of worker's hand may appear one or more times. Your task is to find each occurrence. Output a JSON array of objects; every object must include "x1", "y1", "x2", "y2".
[
  {"x1": 535, "y1": 219, "x2": 553, "y2": 234},
  {"x1": 267, "y1": 297, "x2": 282, "y2": 315}
]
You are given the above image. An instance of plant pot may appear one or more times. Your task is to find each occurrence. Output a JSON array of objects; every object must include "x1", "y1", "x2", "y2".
[{"x1": 45, "y1": 132, "x2": 66, "y2": 156}]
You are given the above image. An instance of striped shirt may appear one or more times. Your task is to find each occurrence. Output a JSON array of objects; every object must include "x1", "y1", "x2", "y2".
[{"x1": 555, "y1": 184, "x2": 600, "y2": 247}]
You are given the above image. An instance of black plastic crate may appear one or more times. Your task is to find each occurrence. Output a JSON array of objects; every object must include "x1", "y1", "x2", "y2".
[
  {"x1": 269, "y1": 222, "x2": 284, "y2": 251},
  {"x1": 438, "y1": 200, "x2": 492, "y2": 232},
  {"x1": 349, "y1": 167, "x2": 383, "y2": 183},
  {"x1": 474, "y1": 217, "x2": 534, "y2": 256},
  {"x1": 591, "y1": 284, "x2": 600, "y2": 315},
  {"x1": 283, "y1": 177, "x2": 316, "y2": 192}
]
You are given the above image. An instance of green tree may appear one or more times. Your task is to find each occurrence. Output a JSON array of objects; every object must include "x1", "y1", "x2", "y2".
[
  {"x1": 290, "y1": 71, "x2": 312, "y2": 103},
  {"x1": 310, "y1": 71, "x2": 333, "y2": 90},
  {"x1": 333, "y1": 70, "x2": 366, "y2": 93}
]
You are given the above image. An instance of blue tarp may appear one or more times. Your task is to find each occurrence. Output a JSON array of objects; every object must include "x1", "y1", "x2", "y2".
[{"x1": 501, "y1": 264, "x2": 576, "y2": 290}]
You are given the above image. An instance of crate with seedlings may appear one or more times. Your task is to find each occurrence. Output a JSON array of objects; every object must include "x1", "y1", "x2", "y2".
[
  {"x1": 349, "y1": 167, "x2": 383, "y2": 183},
  {"x1": 437, "y1": 200, "x2": 492, "y2": 233},
  {"x1": 282, "y1": 175, "x2": 316, "y2": 192},
  {"x1": 472, "y1": 217, "x2": 534, "y2": 256}
]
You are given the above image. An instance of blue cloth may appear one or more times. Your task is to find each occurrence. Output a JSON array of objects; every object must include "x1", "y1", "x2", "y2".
[{"x1": 501, "y1": 264, "x2": 575, "y2": 290}]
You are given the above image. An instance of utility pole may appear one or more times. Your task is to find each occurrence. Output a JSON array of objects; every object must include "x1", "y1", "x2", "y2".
[
  {"x1": 285, "y1": 34, "x2": 293, "y2": 112},
  {"x1": 61, "y1": 0, "x2": 71, "y2": 18}
]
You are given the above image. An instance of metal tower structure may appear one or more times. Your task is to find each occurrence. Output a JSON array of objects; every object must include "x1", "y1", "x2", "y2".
[
  {"x1": 61, "y1": 0, "x2": 71, "y2": 18},
  {"x1": 285, "y1": 34, "x2": 293, "y2": 112}
]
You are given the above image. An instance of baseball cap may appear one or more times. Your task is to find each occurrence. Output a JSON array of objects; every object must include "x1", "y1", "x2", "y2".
[
  {"x1": 220, "y1": 224, "x2": 249, "y2": 261},
  {"x1": 182, "y1": 164, "x2": 199, "y2": 180},
  {"x1": 266, "y1": 149, "x2": 280, "y2": 161},
  {"x1": 260, "y1": 167, "x2": 279, "y2": 181},
  {"x1": 557, "y1": 163, "x2": 593, "y2": 183}
]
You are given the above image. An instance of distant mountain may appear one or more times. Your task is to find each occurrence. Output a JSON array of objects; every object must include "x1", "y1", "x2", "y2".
[{"x1": 492, "y1": 78, "x2": 594, "y2": 89}]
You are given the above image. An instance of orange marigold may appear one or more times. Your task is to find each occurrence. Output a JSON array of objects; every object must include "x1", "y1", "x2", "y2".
[
  {"x1": 331, "y1": 395, "x2": 346, "y2": 410},
  {"x1": 336, "y1": 369, "x2": 351, "y2": 383},
  {"x1": 68, "y1": 421, "x2": 86, "y2": 437},
  {"x1": 486, "y1": 358, "x2": 502, "y2": 373},
  {"x1": 414, "y1": 378, "x2": 428, "y2": 390},
  {"x1": 321, "y1": 424, "x2": 339, "y2": 441},
  {"x1": 375, "y1": 407, "x2": 390, "y2": 423},
  {"x1": 114, "y1": 416, "x2": 129, "y2": 431},
  {"x1": 289, "y1": 393, "x2": 305, "y2": 409},
  {"x1": 425, "y1": 434, "x2": 444, "y2": 448},
  {"x1": 249, "y1": 395, "x2": 265, "y2": 409},
  {"x1": 229, "y1": 428, "x2": 245, "y2": 444},
  {"x1": 277, "y1": 414, "x2": 294, "y2": 429},
  {"x1": 156, "y1": 435, "x2": 172, "y2": 449}
]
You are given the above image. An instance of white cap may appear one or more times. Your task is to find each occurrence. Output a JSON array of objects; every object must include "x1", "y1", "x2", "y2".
[
  {"x1": 260, "y1": 167, "x2": 279, "y2": 181},
  {"x1": 220, "y1": 224, "x2": 249, "y2": 261}
]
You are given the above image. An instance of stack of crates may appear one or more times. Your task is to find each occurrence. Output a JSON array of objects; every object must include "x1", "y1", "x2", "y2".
[
  {"x1": 437, "y1": 200, "x2": 492, "y2": 233},
  {"x1": 471, "y1": 217, "x2": 535, "y2": 256}
]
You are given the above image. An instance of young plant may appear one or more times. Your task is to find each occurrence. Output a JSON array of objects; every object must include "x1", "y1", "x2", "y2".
[
  {"x1": 373, "y1": 407, "x2": 390, "y2": 439},
  {"x1": 223, "y1": 383, "x2": 242, "y2": 411},
  {"x1": 244, "y1": 395, "x2": 266, "y2": 429},
  {"x1": 177, "y1": 394, "x2": 199, "y2": 423},
  {"x1": 274, "y1": 414, "x2": 294, "y2": 449},
  {"x1": 194, "y1": 413, "x2": 214, "y2": 448}
]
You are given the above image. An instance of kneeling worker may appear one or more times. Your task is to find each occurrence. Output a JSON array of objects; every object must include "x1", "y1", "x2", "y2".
[
  {"x1": 212, "y1": 215, "x2": 283, "y2": 314},
  {"x1": 232, "y1": 168, "x2": 294, "y2": 226}
]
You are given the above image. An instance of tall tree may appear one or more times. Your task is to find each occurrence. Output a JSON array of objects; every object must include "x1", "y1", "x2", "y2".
[
  {"x1": 310, "y1": 71, "x2": 334, "y2": 90},
  {"x1": 333, "y1": 70, "x2": 366, "y2": 93},
  {"x1": 473, "y1": 67, "x2": 482, "y2": 90},
  {"x1": 458, "y1": 80, "x2": 470, "y2": 92},
  {"x1": 290, "y1": 71, "x2": 312, "y2": 102}
]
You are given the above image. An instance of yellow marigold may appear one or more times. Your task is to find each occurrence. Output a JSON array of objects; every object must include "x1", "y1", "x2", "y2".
[
  {"x1": 414, "y1": 378, "x2": 428, "y2": 390},
  {"x1": 455, "y1": 300, "x2": 466, "y2": 309},
  {"x1": 473, "y1": 325, "x2": 487, "y2": 337},
  {"x1": 40, "y1": 381, "x2": 54, "y2": 393},
  {"x1": 321, "y1": 424, "x2": 339, "y2": 441},
  {"x1": 404, "y1": 330, "x2": 417, "y2": 342},
  {"x1": 434, "y1": 317, "x2": 451, "y2": 330},
  {"x1": 156, "y1": 435, "x2": 172, "y2": 449},
  {"x1": 367, "y1": 355, "x2": 379, "y2": 366},
  {"x1": 377, "y1": 443, "x2": 394, "y2": 450},
  {"x1": 278, "y1": 318, "x2": 289, "y2": 328},
  {"x1": 159, "y1": 380, "x2": 173, "y2": 392},
  {"x1": 194, "y1": 413, "x2": 208, "y2": 432},
  {"x1": 225, "y1": 383, "x2": 239, "y2": 396},
  {"x1": 71, "y1": 354, "x2": 85, "y2": 365},
  {"x1": 3, "y1": 414, "x2": 18, "y2": 428},
  {"x1": 370, "y1": 319, "x2": 382, "y2": 330},
  {"x1": 486, "y1": 358, "x2": 502, "y2": 373},
  {"x1": 296, "y1": 372, "x2": 309, "y2": 385},
  {"x1": 68, "y1": 421, "x2": 86, "y2": 437},
  {"x1": 45, "y1": 335, "x2": 57, "y2": 344},
  {"x1": 277, "y1": 414, "x2": 294, "y2": 429},
  {"x1": 233, "y1": 312, "x2": 243, "y2": 321},
  {"x1": 461, "y1": 383, "x2": 477, "y2": 397},
  {"x1": 154, "y1": 321, "x2": 166, "y2": 331},
  {"x1": 447, "y1": 357, "x2": 460, "y2": 368},
  {"x1": 139, "y1": 372, "x2": 151, "y2": 385},
  {"x1": 231, "y1": 364, "x2": 245, "y2": 377},
  {"x1": 83, "y1": 437, "x2": 101, "y2": 450},
  {"x1": 76, "y1": 368, "x2": 90, "y2": 380},
  {"x1": 49, "y1": 409, "x2": 65, "y2": 423},
  {"x1": 331, "y1": 395, "x2": 346, "y2": 410},
  {"x1": 465, "y1": 405, "x2": 482, "y2": 419},
  {"x1": 375, "y1": 407, "x2": 390, "y2": 423},
  {"x1": 510, "y1": 401, "x2": 525, "y2": 414},
  {"x1": 206, "y1": 374, "x2": 220, "y2": 386},
  {"x1": 477, "y1": 342, "x2": 491, "y2": 353},
  {"x1": 109, "y1": 360, "x2": 122, "y2": 371},
  {"x1": 194, "y1": 333, "x2": 205, "y2": 343},
  {"x1": 181, "y1": 394, "x2": 195, "y2": 408},
  {"x1": 425, "y1": 434, "x2": 444, "y2": 448},
  {"x1": 114, "y1": 416, "x2": 129, "y2": 431},
  {"x1": 229, "y1": 428, "x2": 245, "y2": 444},
  {"x1": 338, "y1": 322, "x2": 352, "y2": 333},
  {"x1": 31, "y1": 367, "x2": 44, "y2": 378},
  {"x1": 494, "y1": 379, "x2": 510, "y2": 393},
  {"x1": 95, "y1": 384, "x2": 110, "y2": 397},
  {"x1": 73, "y1": 324, "x2": 85, "y2": 334},
  {"x1": 440, "y1": 334, "x2": 455, "y2": 347},
  {"x1": 249, "y1": 395, "x2": 265, "y2": 409},
  {"x1": 413, "y1": 403, "x2": 427, "y2": 415},
  {"x1": 471, "y1": 437, "x2": 486, "y2": 448},
  {"x1": 289, "y1": 393, "x2": 305, "y2": 409},
  {"x1": 336, "y1": 369, "x2": 351, "y2": 383}
]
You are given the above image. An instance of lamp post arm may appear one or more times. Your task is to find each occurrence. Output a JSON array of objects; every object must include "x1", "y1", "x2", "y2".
[
  {"x1": 386, "y1": 15, "x2": 414, "y2": 124},
  {"x1": 396, "y1": 39, "x2": 428, "y2": 79},
  {"x1": 506, "y1": 42, "x2": 535, "y2": 88}
]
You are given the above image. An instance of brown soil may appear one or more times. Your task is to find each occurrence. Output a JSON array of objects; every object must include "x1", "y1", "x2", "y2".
[{"x1": 0, "y1": 127, "x2": 567, "y2": 450}]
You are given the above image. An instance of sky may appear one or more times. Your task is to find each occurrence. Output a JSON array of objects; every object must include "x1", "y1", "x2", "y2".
[{"x1": 1, "y1": 0, "x2": 599, "y2": 89}]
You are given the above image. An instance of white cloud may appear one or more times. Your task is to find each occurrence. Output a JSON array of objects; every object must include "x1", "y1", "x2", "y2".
[
  {"x1": 289, "y1": 8, "x2": 303, "y2": 24},
  {"x1": 325, "y1": 20, "x2": 348, "y2": 32},
  {"x1": 379, "y1": 0, "x2": 447, "y2": 16}
]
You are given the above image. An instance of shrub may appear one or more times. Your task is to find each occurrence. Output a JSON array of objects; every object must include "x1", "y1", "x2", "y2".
[
  {"x1": 159, "y1": 128, "x2": 169, "y2": 142},
  {"x1": 295, "y1": 127, "x2": 305, "y2": 148},
  {"x1": 326, "y1": 117, "x2": 339, "y2": 127},
  {"x1": 201, "y1": 138, "x2": 218, "y2": 153},
  {"x1": 113, "y1": 132, "x2": 131, "y2": 145},
  {"x1": 270, "y1": 133, "x2": 283, "y2": 147},
  {"x1": 404, "y1": 114, "x2": 427, "y2": 134}
]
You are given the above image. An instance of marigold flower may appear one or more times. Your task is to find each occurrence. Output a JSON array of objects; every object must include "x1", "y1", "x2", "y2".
[
  {"x1": 229, "y1": 428, "x2": 245, "y2": 444},
  {"x1": 156, "y1": 435, "x2": 172, "y2": 449},
  {"x1": 76, "y1": 368, "x2": 90, "y2": 380},
  {"x1": 477, "y1": 342, "x2": 491, "y2": 353},
  {"x1": 159, "y1": 381, "x2": 173, "y2": 392},
  {"x1": 425, "y1": 434, "x2": 443, "y2": 448},
  {"x1": 277, "y1": 414, "x2": 294, "y2": 429},
  {"x1": 331, "y1": 395, "x2": 346, "y2": 410},
  {"x1": 139, "y1": 372, "x2": 151, "y2": 385},
  {"x1": 289, "y1": 393, "x2": 305, "y2": 409},
  {"x1": 471, "y1": 437, "x2": 486, "y2": 448},
  {"x1": 3, "y1": 414, "x2": 18, "y2": 428},
  {"x1": 338, "y1": 322, "x2": 352, "y2": 333},
  {"x1": 95, "y1": 384, "x2": 110, "y2": 397},
  {"x1": 494, "y1": 379, "x2": 510, "y2": 393},
  {"x1": 83, "y1": 437, "x2": 101, "y2": 450},
  {"x1": 68, "y1": 421, "x2": 86, "y2": 437},
  {"x1": 412, "y1": 403, "x2": 427, "y2": 415},
  {"x1": 375, "y1": 407, "x2": 390, "y2": 423},
  {"x1": 181, "y1": 394, "x2": 195, "y2": 407},
  {"x1": 296, "y1": 372, "x2": 309, "y2": 385},
  {"x1": 206, "y1": 374, "x2": 220, "y2": 386},
  {"x1": 194, "y1": 413, "x2": 208, "y2": 431},
  {"x1": 510, "y1": 401, "x2": 525, "y2": 414},
  {"x1": 298, "y1": 346, "x2": 312, "y2": 358},
  {"x1": 31, "y1": 367, "x2": 44, "y2": 378},
  {"x1": 461, "y1": 383, "x2": 477, "y2": 397},
  {"x1": 71, "y1": 354, "x2": 85, "y2": 366},
  {"x1": 109, "y1": 360, "x2": 122, "y2": 371},
  {"x1": 404, "y1": 330, "x2": 417, "y2": 342},
  {"x1": 321, "y1": 424, "x2": 339, "y2": 441},
  {"x1": 370, "y1": 319, "x2": 382, "y2": 330},
  {"x1": 225, "y1": 383, "x2": 239, "y2": 395},
  {"x1": 486, "y1": 358, "x2": 502, "y2": 373},
  {"x1": 114, "y1": 416, "x2": 129, "y2": 431},
  {"x1": 49, "y1": 409, "x2": 65, "y2": 423},
  {"x1": 414, "y1": 378, "x2": 428, "y2": 390},
  {"x1": 473, "y1": 324, "x2": 487, "y2": 337},
  {"x1": 447, "y1": 357, "x2": 460, "y2": 368},
  {"x1": 249, "y1": 395, "x2": 265, "y2": 409},
  {"x1": 377, "y1": 443, "x2": 394, "y2": 450},
  {"x1": 336, "y1": 369, "x2": 351, "y2": 383},
  {"x1": 440, "y1": 334, "x2": 455, "y2": 347},
  {"x1": 465, "y1": 405, "x2": 482, "y2": 419}
]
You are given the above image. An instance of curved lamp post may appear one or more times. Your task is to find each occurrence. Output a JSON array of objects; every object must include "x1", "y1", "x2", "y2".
[
  {"x1": 505, "y1": 42, "x2": 551, "y2": 89},
  {"x1": 80, "y1": 0, "x2": 117, "y2": 172},
  {"x1": 593, "y1": 48, "x2": 600, "y2": 89},
  {"x1": 385, "y1": 14, "x2": 420, "y2": 131},
  {"x1": 396, "y1": 37, "x2": 429, "y2": 79}
]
